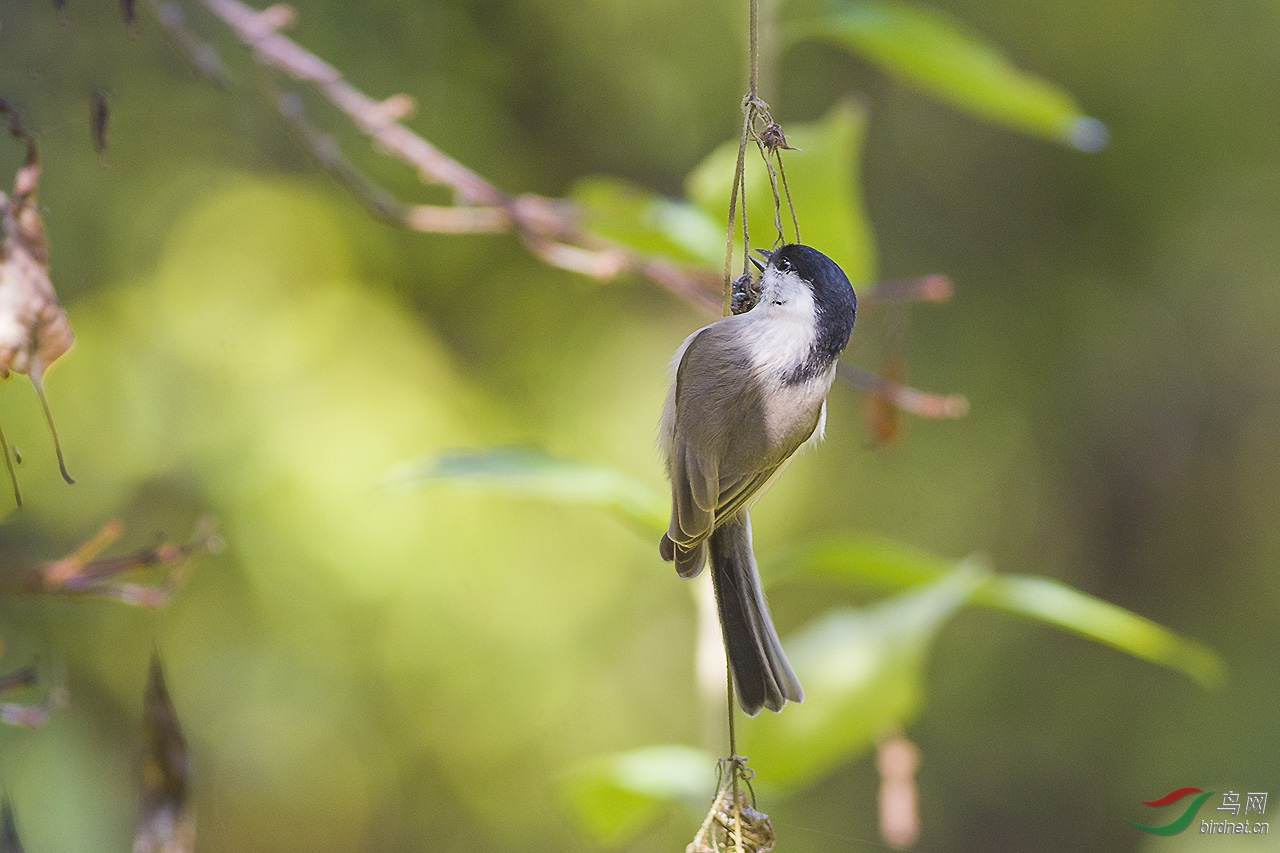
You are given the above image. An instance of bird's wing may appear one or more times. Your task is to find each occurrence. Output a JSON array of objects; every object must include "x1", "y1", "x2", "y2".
[
  {"x1": 669, "y1": 439, "x2": 716, "y2": 545},
  {"x1": 667, "y1": 319, "x2": 808, "y2": 541}
]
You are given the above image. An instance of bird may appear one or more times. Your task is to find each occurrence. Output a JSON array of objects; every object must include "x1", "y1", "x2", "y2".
[{"x1": 659, "y1": 243, "x2": 857, "y2": 715}]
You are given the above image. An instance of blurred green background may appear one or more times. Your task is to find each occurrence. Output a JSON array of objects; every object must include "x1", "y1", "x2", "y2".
[{"x1": 1, "y1": 0, "x2": 1278, "y2": 850}]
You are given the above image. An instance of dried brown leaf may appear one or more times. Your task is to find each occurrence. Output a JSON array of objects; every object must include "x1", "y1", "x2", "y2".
[
  {"x1": 135, "y1": 653, "x2": 194, "y2": 853},
  {"x1": 0, "y1": 100, "x2": 75, "y2": 488},
  {"x1": 0, "y1": 665, "x2": 36, "y2": 695},
  {"x1": 877, "y1": 734, "x2": 921, "y2": 849},
  {"x1": 92, "y1": 91, "x2": 111, "y2": 155},
  {"x1": 862, "y1": 352, "x2": 906, "y2": 447},
  {"x1": 0, "y1": 660, "x2": 67, "y2": 728},
  {"x1": 1, "y1": 794, "x2": 25, "y2": 853}
]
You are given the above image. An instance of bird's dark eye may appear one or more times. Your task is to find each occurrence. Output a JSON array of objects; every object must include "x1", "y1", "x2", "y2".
[{"x1": 778, "y1": 257, "x2": 792, "y2": 271}]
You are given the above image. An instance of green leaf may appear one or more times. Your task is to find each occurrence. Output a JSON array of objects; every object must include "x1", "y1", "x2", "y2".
[
  {"x1": 772, "y1": 531, "x2": 952, "y2": 588},
  {"x1": 560, "y1": 745, "x2": 717, "y2": 846},
  {"x1": 386, "y1": 448, "x2": 668, "y2": 535},
  {"x1": 978, "y1": 574, "x2": 1224, "y2": 688},
  {"x1": 789, "y1": 2, "x2": 1108, "y2": 151},
  {"x1": 742, "y1": 565, "x2": 987, "y2": 787},
  {"x1": 780, "y1": 534, "x2": 1225, "y2": 688},
  {"x1": 571, "y1": 177, "x2": 724, "y2": 267},
  {"x1": 686, "y1": 100, "x2": 876, "y2": 285}
]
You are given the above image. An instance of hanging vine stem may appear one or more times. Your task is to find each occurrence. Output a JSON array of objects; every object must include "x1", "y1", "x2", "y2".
[
  {"x1": 722, "y1": 0, "x2": 802, "y2": 316},
  {"x1": 726, "y1": 648, "x2": 742, "y2": 850},
  {"x1": 714, "y1": 2, "x2": 788, "y2": 850}
]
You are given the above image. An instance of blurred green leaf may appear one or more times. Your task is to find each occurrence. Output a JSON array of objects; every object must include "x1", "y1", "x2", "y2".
[
  {"x1": 743, "y1": 565, "x2": 987, "y2": 787},
  {"x1": 571, "y1": 177, "x2": 724, "y2": 267},
  {"x1": 788, "y1": 2, "x2": 1108, "y2": 151},
  {"x1": 979, "y1": 574, "x2": 1224, "y2": 688},
  {"x1": 387, "y1": 448, "x2": 667, "y2": 535},
  {"x1": 774, "y1": 532, "x2": 951, "y2": 588},
  {"x1": 686, "y1": 100, "x2": 876, "y2": 285},
  {"x1": 781, "y1": 534, "x2": 1224, "y2": 687},
  {"x1": 560, "y1": 745, "x2": 717, "y2": 846}
]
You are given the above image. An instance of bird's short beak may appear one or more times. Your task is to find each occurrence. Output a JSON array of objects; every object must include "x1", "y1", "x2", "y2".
[{"x1": 749, "y1": 248, "x2": 773, "y2": 272}]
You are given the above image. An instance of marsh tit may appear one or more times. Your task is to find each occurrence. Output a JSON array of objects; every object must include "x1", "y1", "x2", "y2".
[{"x1": 660, "y1": 244, "x2": 857, "y2": 715}]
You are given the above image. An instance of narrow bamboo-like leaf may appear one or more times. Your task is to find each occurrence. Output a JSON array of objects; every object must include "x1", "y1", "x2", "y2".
[
  {"x1": 561, "y1": 745, "x2": 717, "y2": 845},
  {"x1": 742, "y1": 565, "x2": 986, "y2": 787},
  {"x1": 135, "y1": 653, "x2": 194, "y2": 853},
  {"x1": 686, "y1": 101, "x2": 876, "y2": 285},
  {"x1": 977, "y1": 575, "x2": 1224, "y2": 688},
  {"x1": 789, "y1": 2, "x2": 1108, "y2": 151},
  {"x1": 572, "y1": 177, "x2": 724, "y2": 267},
  {"x1": 780, "y1": 534, "x2": 1224, "y2": 687},
  {"x1": 773, "y1": 532, "x2": 951, "y2": 588},
  {"x1": 388, "y1": 448, "x2": 667, "y2": 535}
]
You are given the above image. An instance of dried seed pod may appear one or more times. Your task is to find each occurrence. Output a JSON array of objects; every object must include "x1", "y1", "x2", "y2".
[
  {"x1": 730, "y1": 273, "x2": 760, "y2": 315},
  {"x1": 758, "y1": 122, "x2": 795, "y2": 154},
  {"x1": 687, "y1": 761, "x2": 775, "y2": 853}
]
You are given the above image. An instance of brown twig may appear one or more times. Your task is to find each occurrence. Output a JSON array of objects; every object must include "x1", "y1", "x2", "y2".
[
  {"x1": 156, "y1": 1, "x2": 234, "y2": 85},
  {"x1": 161, "y1": 0, "x2": 961, "y2": 417},
  {"x1": 863, "y1": 274, "x2": 953, "y2": 306},
  {"x1": 193, "y1": 0, "x2": 712, "y2": 290},
  {"x1": 839, "y1": 362, "x2": 969, "y2": 419},
  {"x1": 27, "y1": 517, "x2": 224, "y2": 607},
  {"x1": 273, "y1": 88, "x2": 509, "y2": 233}
]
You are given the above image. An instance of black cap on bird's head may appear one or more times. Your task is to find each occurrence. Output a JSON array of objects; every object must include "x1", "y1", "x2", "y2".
[
  {"x1": 752, "y1": 243, "x2": 856, "y2": 318},
  {"x1": 750, "y1": 244, "x2": 858, "y2": 380}
]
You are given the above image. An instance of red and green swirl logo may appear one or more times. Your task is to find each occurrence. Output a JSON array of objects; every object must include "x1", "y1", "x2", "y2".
[{"x1": 1127, "y1": 788, "x2": 1215, "y2": 835}]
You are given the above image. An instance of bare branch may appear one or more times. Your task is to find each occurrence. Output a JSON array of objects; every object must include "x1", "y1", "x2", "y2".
[
  {"x1": 156, "y1": 2, "x2": 234, "y2": 85},
  {"x1": 201, "y1": 0, "x2": 507, "y2": 205},
  {"x1": 27, "y1": 517, "x2": 224, "y2": 607},
  {"x1": 839, "y1": 363, "x2": 969, "y2": 419},
  {"x1": 273, "y1": 89, "x2": 509, "y2": 233},
  {"x1": 177, "y1": 0, "x2": 721, "y2": 294},
  {"x1": 162, "y1": 0, "x2": 965, "y2": 419},
  {"x1": 862, "y1": 274, "x2": 953, "y2": 306}
]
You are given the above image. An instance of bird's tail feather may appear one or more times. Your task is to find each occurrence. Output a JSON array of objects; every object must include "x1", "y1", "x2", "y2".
[{"x1": 709, "y1": 512, "x2": 803, "y2": 715}]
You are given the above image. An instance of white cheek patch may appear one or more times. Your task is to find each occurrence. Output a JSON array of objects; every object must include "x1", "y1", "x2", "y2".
[{"x1": 741, "y1": 268, "x2": 818, "y2": 377}]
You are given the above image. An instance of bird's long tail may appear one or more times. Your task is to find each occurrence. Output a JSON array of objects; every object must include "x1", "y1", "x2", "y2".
[{"x1": 708, "y1": 511, "x2": 803, "y2": 715}]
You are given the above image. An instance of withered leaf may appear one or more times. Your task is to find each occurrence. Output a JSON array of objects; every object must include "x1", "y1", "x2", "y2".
[
  {"x1": 92, "y1": 91, "x2": 110, "y2": 155},
  {"x1": 0, "y1": 100, "x2": 75, "y2": 489},
  {"x1": 1, "y1": 794, "x2": 26, "y2": 853},
  {"x1": 135, "y1": 653, "x2": 194, "y2": 853},
  {"x1": 0, "y1": 665, "x2": 36, "y2": 695},
  {"x1": 0, "y1": 660, "x2": 63, "y2": 728},
  {"x1": 862, "y1": 352, "x2": 906, "y2": 447}
]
